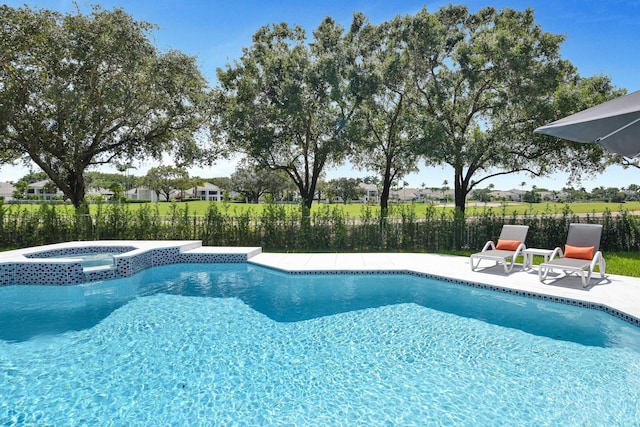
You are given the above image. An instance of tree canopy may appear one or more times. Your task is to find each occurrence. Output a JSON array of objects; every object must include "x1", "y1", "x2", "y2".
[
  {"x1": 326, "y1": 177, "x2": 365, "y2": 204},
  {"x1": 229, "y1": 160, "x2": 290, "y2": 203},
  {"x1": 407, "y1": 5, "x2": 623, "y2": 212},
  {"x1": 141, "y1": 165, "x2": 192, "y2": 202},
  {"x1": 0, "y1": 5, "x2": 212, "y2": 209},
  {"x1": 2, "y1": 4, "x2": 627, "y2": 215},
  {"x1": 213, "y1": 6, "x2": 625, "y2": 215},
  {"x1": 214, "y1": 18, "x2": 359, "y2": 212},
  {"x1": 348, "y1": 14, "x2": 437, "y2": 215}
]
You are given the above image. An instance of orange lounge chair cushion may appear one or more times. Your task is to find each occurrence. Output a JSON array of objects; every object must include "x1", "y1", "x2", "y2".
[
  {"x1": 564, "y1": 244, "x2": 594, "y2": 260},
  {"x1": 495, "y1": 240, "x2": 521, "y2": 251}
]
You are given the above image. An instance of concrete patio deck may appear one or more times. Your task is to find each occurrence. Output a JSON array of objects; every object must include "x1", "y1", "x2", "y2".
[{"x1": 248, "y1": 252, "x2": 640, "y2": 324}]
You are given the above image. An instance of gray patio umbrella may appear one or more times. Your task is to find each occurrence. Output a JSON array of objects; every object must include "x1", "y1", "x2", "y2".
[{"x1": 534, "y1": 90, "x2": 640, "y2": 158}]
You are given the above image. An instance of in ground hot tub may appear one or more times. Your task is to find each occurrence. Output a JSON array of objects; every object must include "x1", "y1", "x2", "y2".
[
  {"x1": 0, "y1": 241, "x2": 258, "y2": 285},
  {"x1": 24, "y1": 246, "x2": 136, "y2": 269},
  {"x1": 46, "y1": 252, "x2": 118, "y2": 268}
]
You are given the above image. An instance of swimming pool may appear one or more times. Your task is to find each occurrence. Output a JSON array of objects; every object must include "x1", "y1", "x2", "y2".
[{"x1": 1, "y1": 263, "x2": 640, "y2": 425}]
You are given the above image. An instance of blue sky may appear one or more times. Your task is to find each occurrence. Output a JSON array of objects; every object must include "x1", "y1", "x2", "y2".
[{"x1": 3, "y1": 0, "x2": 640, "y2": 191}]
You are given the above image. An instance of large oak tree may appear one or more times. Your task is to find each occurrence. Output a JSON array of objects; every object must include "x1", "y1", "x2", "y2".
[
  {"x1": 348, "y1": 14, "x2": 440, "y2": 216},
  {"x1": 229, "y1": 160, "x2": 291, "y2": 203},
  {"x1": 0, "y1": 5, "x2": 211, "y2": 210},
  {"x1": 215, "y1": 18, "x2": 359, "y2": 213},
  {"x1": 407, "y1": 6, "x2": 622, "y2": 213},
  {"x1": 140, "y1": 165, "x2": 192, "y2": 202}
]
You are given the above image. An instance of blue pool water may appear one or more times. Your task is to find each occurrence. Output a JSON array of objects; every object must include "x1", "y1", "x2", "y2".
[{"x1": 1, "y1": 263, "x2": 640, "y2": 425}]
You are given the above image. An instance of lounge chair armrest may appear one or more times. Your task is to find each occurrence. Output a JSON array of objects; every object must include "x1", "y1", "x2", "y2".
[
  {"x1": 548, "y1": 247, "x2": 562, "y2": 261},
  {"x1": 515, "y1": 243, "x2": 526, "y2": 255},
  {"x1": 591, "y1": 251, "x2": 606, "y2": 274},
  {"x1": 481, "y1": 241, "x2": 495, "y2": 252}
]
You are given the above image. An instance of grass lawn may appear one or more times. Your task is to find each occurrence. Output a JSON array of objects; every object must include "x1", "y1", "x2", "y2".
[
  {"x1": 601, "y1": 252, "x2": 640, "y2": 277},
  {"x1": 6, "y1": 200, "x2": 640, "y2": 217}
]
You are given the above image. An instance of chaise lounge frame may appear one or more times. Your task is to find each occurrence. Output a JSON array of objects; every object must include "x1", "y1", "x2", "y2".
[
  {"x1": 538, "y1": 223, "x2": 606, "y2": 288},
  {"x1": 470, "y1": 225, "x2": 529, "y2": 274}
]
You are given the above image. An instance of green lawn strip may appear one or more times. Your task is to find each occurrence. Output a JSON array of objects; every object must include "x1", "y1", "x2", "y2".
[
  {"x1": 5, "y1": 200, "x2": 640, "y2": 217},
  {"x1": 602, "y1": 252, "x2": 640, "y2": 277}
]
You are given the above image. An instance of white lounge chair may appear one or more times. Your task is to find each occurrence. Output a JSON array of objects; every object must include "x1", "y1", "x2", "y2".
[
  {"x1": 470, "y1": 225, "x2": 529, "y2": 274},
  {"x1": 538, "y1": 223, "x2": 606, "y2": 287}
]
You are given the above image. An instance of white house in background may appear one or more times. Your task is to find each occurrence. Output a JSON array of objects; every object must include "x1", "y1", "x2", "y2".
[
  {"x1": 490, "y1": 189, "x2": 522, "y2": 201},
  {"x1": 27, "y1": 179, "x2": 64, "y2": 200},
  {"x1": 0, "y1": 182, "x2": 16, "y2": 201},
  {"x1": 413, "y1": 187, "x2": 454, "y2": 202},
  {"x1": 126, "y1": 183, "x2": 223, "y2": 202},
  {"x1": 126, "y1": 187, "x2": 163, "y2": 202},
  {"x1": 191, "y1": 182, "x2": 222, "y2": 201},
  {"x1": 358, "y1": 184, "x2": 451, "y2": 203},
  {"x1": 358, "y1": 183, "x2": 379, "y2": 203},
  {"x1": 392, "y1": 187, "x2": 422, "y2": 202},
  {"x1": 86, "y1": 187, "x2": 114, "y2": 199}
]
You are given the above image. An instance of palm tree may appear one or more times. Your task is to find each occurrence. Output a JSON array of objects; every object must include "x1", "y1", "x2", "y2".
[
  {"x1": 402, "y1": 180, "x2": 409, "y2": 202},
  {"x1": 441, "y1": 180, "x2": 449, "y2": 203}
]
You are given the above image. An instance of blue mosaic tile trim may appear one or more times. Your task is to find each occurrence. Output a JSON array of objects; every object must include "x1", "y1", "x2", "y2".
[
  {"x1": 1, "y1": 244, "x2": 254, "y2": 286},
  {"x1": 250, "y1": 265, "x2": 640, "y2": 329},
  {"x1": 84, "y1": 268, "x2": 116, "y2": 282},
  {"x1": 131, "y1": 252, "x2": 153, "y2": 275},
  {"x1": 68, "y1": 263, "x2": 84, "y2": 284},
  {"x1": 177, "y1": 253, "x2": 247, "y2": 263},
  {"x1": 116, "y1": 257, "x2": 132, "y2": 278},
  {"x1": 12, "y1": 261, "x2": 83, "y2": 285},
  {"x1": 24, "y1": 246, "x2": 136, "y2": 259},
  {"x1": 153, "y1": 248, "x2": 181, "y2": 266},
  {"x1": 286, "y1": 269, "x2": 401, "y2": 276},
  {"x1": 0, "y1": 264, "x2": 15, "y2": 286}
]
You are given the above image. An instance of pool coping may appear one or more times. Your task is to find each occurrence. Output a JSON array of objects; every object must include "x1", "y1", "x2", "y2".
[{"x1": 1, "y1": 241, "x2": 639, "y2": 328}]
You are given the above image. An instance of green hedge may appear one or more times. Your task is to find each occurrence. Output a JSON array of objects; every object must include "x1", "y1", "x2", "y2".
[{"x1": 1, "y1": 201, "x2": 638, "y2": 253}]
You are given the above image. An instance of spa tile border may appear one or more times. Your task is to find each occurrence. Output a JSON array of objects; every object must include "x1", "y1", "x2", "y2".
[
  {"x1": 0, "y1": 264, "x2": 15, "y2": 286},
  {"x1": 24, "y1": 246, "x2": 137, "y2": 259},
  {"x1": 1, "y1": 242, "x2": 254, "y2": 286},
  {"x1": 175, "y1": 253, "x2": 248, "y2": 263}
]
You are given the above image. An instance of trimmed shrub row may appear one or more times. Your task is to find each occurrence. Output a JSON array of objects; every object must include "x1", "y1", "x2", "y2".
[{"x1": 1, "y1": 201, "x2": 638, "y2": 253}]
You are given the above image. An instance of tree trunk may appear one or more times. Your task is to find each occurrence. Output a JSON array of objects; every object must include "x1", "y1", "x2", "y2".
[
  {"x1": 454, "y1": 186, "x2": 467, "y2": 214},
  {"x1": 66, "y1": 170, "x2": 86, "y2": 210},
  {"x1": 380, "y1": 183, "x2": 390, "y2": 217},
  {"x1": 302, "y1": 194, "x2": 314, "y2": 211},
  {"x1": 379, "y1": 163, "x2": 394, "y2": 218},
  {"x1": 454, "y1": 169, "x2": 467, "y2": 214},
  {"x1": 450, "y1": 168, "x2": 468, "y2": 249}
]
